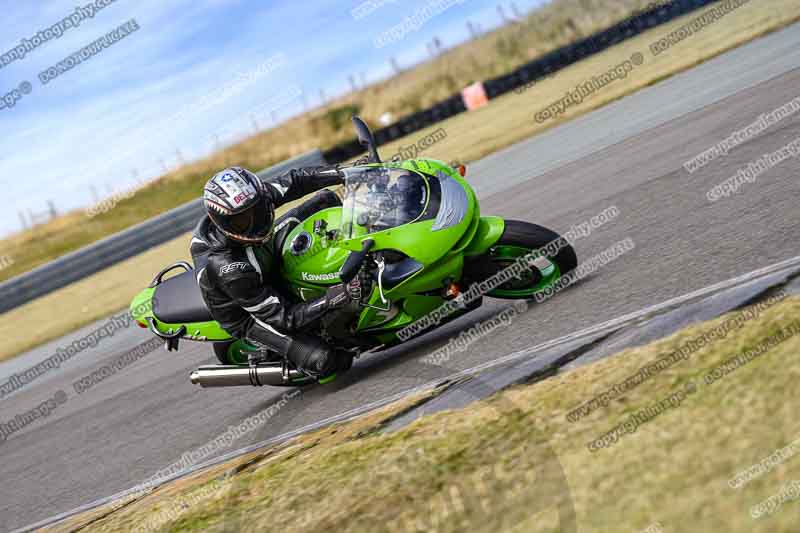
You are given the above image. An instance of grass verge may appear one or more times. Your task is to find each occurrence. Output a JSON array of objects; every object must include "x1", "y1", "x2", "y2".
[
  {"x1": 48, "y1": 295, "x2": 800, "y2": 532},
  {"x1": 2, "y1": 1, "x2": 797, "y2": 362}
]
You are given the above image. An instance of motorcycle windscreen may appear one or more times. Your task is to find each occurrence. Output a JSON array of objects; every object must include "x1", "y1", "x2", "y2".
[{"x1": 340, "y1": 167, "x2": 429, "y2": 238}]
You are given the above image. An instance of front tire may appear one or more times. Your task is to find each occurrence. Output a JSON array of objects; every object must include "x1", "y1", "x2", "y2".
[{"x1": 479, "y1": 220, "x2": 578, "y2": 300}]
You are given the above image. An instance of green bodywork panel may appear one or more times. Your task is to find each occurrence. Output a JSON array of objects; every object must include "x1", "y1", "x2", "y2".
[{"x1": 463, "y1": 216, "x2": 505, "y2": 257}]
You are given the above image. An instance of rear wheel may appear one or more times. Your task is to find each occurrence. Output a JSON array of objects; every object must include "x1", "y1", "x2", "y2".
[
  {"x1": 214, "y1": 341, "x2": 239, "y2": 365},
  {"x1": 478, "y1": 220, "x2": 578, "y2": 300},
  {"x1": 213, "y1": 340, "x2": 264, "y2": 366}
]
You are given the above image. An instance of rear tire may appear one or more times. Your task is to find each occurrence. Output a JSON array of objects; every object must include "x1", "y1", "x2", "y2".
[
  {"x1": 213, "y1": 340, "x2": 268, "y2": 366},
  {"x1": 213, "y1": 341, "x2": 235, "y2": 365}
]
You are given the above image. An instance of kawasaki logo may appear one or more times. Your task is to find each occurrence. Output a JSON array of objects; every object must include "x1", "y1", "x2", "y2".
[{"x1": 301, "y1": 271, "x2": 340, "y2": 282}]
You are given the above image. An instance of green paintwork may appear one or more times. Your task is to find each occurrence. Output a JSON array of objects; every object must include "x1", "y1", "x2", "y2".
[
  {"x1": 318, "y1": 373, "x2": 338, "y2": 385},
  {"x1": 463, "y1": 216, "x2": 505, "y2": 257},
  {"x1": 129, "y1": 287, "x2": 156, "y2": 323}
]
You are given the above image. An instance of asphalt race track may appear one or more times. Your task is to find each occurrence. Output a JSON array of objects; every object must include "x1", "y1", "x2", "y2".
[{"x1": 2, "y1": 22, "x2": 800, "y2": 532}]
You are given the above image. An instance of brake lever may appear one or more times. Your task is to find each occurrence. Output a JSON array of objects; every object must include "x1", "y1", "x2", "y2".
[
  {"x1": 375, "y1": 256, "x2": 388, "y2": 305},
  {"x1": 359, "y1": 255, "x2": 391, "y2": 312}
]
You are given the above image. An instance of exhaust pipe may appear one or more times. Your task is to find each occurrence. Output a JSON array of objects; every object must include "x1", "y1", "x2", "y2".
[{"x1": 189, "y1": 365, "x2": 307, "y2": 388}]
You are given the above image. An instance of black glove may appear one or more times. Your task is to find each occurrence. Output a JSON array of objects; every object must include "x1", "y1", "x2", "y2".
[
  {"x1": 324, "y1": 283, "x2": 352, "y2": 309},
  {"x1": 292, "y1": 165, "x2": 342, "y2": 180},
  {"x1": 355, "y1": 269, "x2": 373, "y2": 303},
  {"x1": 325, "y1": 275, "x2": 370, "y2": 309}
]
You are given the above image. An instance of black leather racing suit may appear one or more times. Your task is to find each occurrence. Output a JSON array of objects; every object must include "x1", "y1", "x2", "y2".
[{"x1": 190, "y1": 168, "x2": 347, "y2": 377}]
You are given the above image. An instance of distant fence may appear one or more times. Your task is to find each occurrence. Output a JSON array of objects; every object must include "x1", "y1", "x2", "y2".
[
  {"x1": 0, "y1": 150, "x2": 326, "y2": 314},
  {"x1": 323, "y1": 0, "x2": 717, "y2": 163}
]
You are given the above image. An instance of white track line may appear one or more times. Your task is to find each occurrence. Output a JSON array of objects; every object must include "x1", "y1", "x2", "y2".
[{"x1": 16, "y1": 255, "x2": 800, "y2": 533}]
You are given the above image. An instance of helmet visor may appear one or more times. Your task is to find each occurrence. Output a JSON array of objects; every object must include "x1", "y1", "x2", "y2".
[{"x1": 213, "y1": 200, "x2": 274, "y2": 242}]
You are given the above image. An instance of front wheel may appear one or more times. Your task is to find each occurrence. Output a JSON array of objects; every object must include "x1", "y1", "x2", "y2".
[{"x1": 474, "y1": 220, "x2": 578, "y2": 300}]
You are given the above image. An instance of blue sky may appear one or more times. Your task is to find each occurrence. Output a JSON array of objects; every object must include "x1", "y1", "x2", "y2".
[{"x1": 0, "y1": 0, "x2": 547, "y2": 237}]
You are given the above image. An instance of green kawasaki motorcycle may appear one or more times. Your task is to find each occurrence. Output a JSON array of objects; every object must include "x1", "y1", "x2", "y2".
[{"x1": 130, "y1": 117, "x2": 577, "y2": 388}]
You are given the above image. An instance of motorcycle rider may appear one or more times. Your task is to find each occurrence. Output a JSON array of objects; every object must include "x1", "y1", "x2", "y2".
[{"x1": 190, "y1": 165, "x2": 358, "y2": 380}]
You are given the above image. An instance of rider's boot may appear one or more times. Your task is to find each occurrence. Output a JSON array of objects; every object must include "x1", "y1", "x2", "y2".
[{"x1": 246, "y1": 323, "x2": 350, "y2": 381}]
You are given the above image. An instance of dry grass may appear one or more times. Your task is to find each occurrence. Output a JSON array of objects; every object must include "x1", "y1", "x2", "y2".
[
  {"x1": 2, "y1": 0, "x2": 797, "y2": 362},
  {"x1": 373, "y1": 0, "x2": 800, "y2": 166},
  {"x1": 0, "y1": 0, "x2": 698, "y2": 284},
  {"x1": 53, "y1": 296, "x2": 800, "y2": 532},
  {"x1": 44, "y1": 389, "x2": 439, "y2": 533}
]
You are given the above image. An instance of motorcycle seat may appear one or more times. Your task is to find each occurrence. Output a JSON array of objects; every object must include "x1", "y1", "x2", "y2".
[{"x1": 152, "y1": 269, "x2": 214, "y2": 324}]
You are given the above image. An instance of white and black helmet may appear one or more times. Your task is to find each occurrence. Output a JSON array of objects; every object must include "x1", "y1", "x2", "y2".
[{"x1": 203, "y1": 167, "x2": 275, "y2": 243}]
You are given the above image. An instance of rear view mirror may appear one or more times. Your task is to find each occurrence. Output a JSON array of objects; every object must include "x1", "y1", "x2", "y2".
[
  {"x1": 340, "y1": 239, "x2": 375, "y2": 283},
  {"x1": 352, "y1": 116, "x2": 382, "y2": 164}
]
